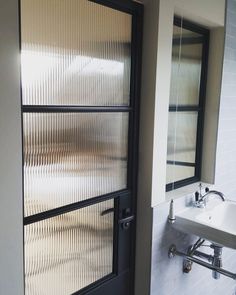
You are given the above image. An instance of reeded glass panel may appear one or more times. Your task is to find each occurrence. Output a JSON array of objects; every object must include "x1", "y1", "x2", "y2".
[
  {"x1": 23, "y1": 113, "x2": 128, "y2": 216},
  {"x1": 170, "y1": 26, "x2": 203, "y2": 106},
  {"x1": 173, "y1": 26, "x2": 202, "y2": 39},
  {"x1": 167, "y1": 112, "x2": 198, "y2": 163},
  {"x1": 170, "y1": 44, "x2": 202, "y2": 105},
  {"x1": 166, "y1": 164, "x2": 195, "y2": 184},
  {"x1": 25, "y1": 200, "x2": 114, "y2": 295},
  {"x1": 21, "y1": 0, "x2": 132, "y2": 106}
]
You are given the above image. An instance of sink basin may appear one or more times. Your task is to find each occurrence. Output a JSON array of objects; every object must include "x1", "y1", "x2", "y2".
[{"x1": 173, "y1": 200, "x2": 236, "y2": 249}]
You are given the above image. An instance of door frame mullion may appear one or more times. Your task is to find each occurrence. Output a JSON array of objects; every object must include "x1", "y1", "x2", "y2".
[
  {"x1": 24, "y1": 190, "x2": 130, "y2": 226},
  {"x1": 89, "y1": 0, "x2": 143, "y2": 15}
]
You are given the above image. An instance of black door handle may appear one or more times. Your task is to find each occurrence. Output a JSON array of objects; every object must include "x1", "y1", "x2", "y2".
[
  {"x1": 118, "y1": 215, "x2": 134, "y2": 230},
  {"x1": 101, "y1": 207, "x2": 134, "y2": 230},
  {"x1": 101, "y1": 208, "x2": 115, "y2": 216}
]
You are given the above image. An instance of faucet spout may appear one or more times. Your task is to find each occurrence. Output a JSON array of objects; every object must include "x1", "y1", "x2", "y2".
[
  {"x1": 199, "y1": 190, "x2": 225, "y2": 203},
  {"x1": 195, "y1": 190, "x2": 225, "y2": 208}
]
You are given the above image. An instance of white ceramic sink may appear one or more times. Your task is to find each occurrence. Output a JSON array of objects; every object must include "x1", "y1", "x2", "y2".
[{"x1": 173, "y1": 200, "x2": 236, "y2": 249}]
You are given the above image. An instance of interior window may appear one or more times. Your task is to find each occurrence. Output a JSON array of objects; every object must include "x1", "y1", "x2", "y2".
[{"x1": 166, "y1": 17, "x2": 209, "y2": 191}]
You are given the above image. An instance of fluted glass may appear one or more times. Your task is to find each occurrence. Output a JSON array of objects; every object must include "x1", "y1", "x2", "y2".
[
  {"x1": 167, "y1": 112, "x2": 198, "y2": 163},
  {"x1": 24, "y1": 200, "x2": 114, "y2": 295},
  {"x1": 23, "y1": 113, "x2": 128, "y2": 216},
  {"x1": 170, "y1": 25, "x2": 203, "y2": 106},
  {"x1": 20, "y1": 0, "x2": 132, "y2": 106},
  {"x1": 166, "y1": 165, "x2": 195, "y2": 184}
]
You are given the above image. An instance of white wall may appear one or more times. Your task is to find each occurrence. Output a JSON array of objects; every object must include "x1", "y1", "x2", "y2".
[
  {"x1": 201, "y1": 28, "x2": 225, "y2": 183},
  {"x1": 151, "y1": 0, "x2": 173, "y2": 207},
  {"x1": 135, "y1": 0, "x2": 160, "y2": 293},
  {"x1": 0, "y1": 1, "x2": 24, "y2": 294},
  {"x1": 174, "y1": 0, "x2": 225, "y2": 27}
]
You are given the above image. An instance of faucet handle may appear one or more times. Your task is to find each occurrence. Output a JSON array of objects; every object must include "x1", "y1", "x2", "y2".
[
  {"x1": 194, "y1": 190, "x2": 205, "y2": 208},
  {"x1": 195, "y1": 191, "x2": 200, "y2": 202},
  {"x1": 199, "y1": 183, "x2": 203, "y2": 196},
  {"x1": 205, "y1": 187, "x2": 210, "y2": 193}
]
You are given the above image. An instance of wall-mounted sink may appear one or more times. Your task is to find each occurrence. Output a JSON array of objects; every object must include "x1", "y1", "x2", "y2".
[{"x1": 173, "y1": 200, "x2": 236, "y2": 249}]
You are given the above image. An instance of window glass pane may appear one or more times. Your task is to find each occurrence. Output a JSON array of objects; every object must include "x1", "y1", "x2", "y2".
[
  {"x1": 21, "y1": 0, "x2": 132, "y2": 106},
  {"x1": 167, "y1": 21, "x2": 206, "y2": 189},
  {"x1": 25, "y1": 200, "x2": 114, "y2": 295},
  {"x1": 173, "y1": 26, "x2": 202, "y2": 39},
  {"x1": 167, "y1": 112, "x2": 198, "y2": 163},
  {"x1": 166, "y1": 164, "x2": 195, "y2": 184},
  {"x1": 23, "y1": 113, "x2": 128, "y2": 216},
  {"x1": 170, "y1": 26, "x2": 203, "y2": 106}
]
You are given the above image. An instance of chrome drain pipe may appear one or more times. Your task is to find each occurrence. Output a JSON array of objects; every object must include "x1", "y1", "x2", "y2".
[
  {"x1": 212, "y1": 245, "x2": 223, "y2": 280},
  {"x1": 169, "y1": 245, "x2": 236, "y2": 281}
]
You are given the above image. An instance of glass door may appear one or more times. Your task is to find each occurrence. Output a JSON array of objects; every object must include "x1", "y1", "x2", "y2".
[{"x1": 20, "y1": 0, "x2": 142, "y2": 294}]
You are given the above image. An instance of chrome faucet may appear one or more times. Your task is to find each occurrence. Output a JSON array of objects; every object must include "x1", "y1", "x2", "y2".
[{"x1": 194, "y1": 185, "x2": 225, "y2": 208}]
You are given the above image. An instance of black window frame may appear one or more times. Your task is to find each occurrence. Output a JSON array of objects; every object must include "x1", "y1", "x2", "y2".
[{"x1": 166, "y1": 16, "x2": 209, "y2": 192}]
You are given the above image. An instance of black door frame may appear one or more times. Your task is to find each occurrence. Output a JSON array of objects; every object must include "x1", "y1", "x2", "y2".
[{"x1": 19, "y1": 0, "x2": 143, "y2": 294}]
